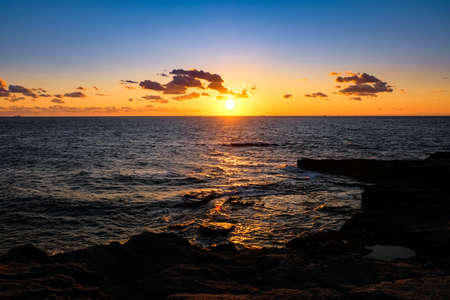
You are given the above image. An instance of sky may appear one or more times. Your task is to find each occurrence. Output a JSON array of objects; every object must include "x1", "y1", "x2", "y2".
[{"x1": 1, "y1": 0, "x2": 449, "y2": 116}]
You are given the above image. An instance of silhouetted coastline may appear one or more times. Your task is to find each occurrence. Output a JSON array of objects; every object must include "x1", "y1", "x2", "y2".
[{"x1": 1, "y1": 153, "x2": 449, "y2": 299}]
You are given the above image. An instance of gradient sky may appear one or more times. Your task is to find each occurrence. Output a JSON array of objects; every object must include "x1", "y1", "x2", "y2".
[{"x1": 1, "y1": 0, "x2": 449, "y2": 116}]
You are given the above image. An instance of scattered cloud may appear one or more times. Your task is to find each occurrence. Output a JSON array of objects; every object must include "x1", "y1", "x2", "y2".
[
  {"x1": 54, "y1": 94, "x2": 63, "y2": 98},
  {"x1": 139, "y1": 80, "x2": 166, "y2": 91},
  {"x1": 141, "y1": 95, "x2": 168, "y2": 103},
  {"x1": 172, "y1": 92, "x2": 200, "y2": 101},
  {"x1": 39, "y1": 93, "x2": 51, "y2": 97},
  {"x1": 0, "y1": 105, "x2": 203, "y2": 116},
  {"x1": 305, "y1": 92, "x2": 327, "y2": 98},
  {"x1": 284, "y1": 94, "x2": 293, "y2": 99},
  {"x1": 76, "y1": 86, "x2": 84, "y2": 90},
  {"x1": 3, "y1": 95, "x2": 25, "y2": 102},
  {"x1": 331, "y1": 72, "x2": 393, "y2": 97},
  {"x1": 64, "y1": 91, "x2": 86, "y2": 98},
  {"x1": 157, "y1": 73, "x2": 168, "y2": 77},
  {"x1": 121, "y1": 80, "x2": 138, "y2": 84},
  {"x1": 51, "y1": 98, "x2": 64, "y2": 104},
  {"x1": 9, "y1": 85, "x2": 37, "y2": 98}
]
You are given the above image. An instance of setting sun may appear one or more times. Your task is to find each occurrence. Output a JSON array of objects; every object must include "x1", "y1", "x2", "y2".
[{"x1": 225, "y1": 98, "x2": 235, "y2": 110}]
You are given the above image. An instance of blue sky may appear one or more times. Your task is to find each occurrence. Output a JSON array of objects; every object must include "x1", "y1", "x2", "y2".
[{"x1": 1, "y1": 0, "x2": 449, "y2": 115}]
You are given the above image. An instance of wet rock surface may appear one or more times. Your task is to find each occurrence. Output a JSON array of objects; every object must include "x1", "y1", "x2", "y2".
[{"x1": 1, "y1": 153, "x2": 449, "y2": 299}]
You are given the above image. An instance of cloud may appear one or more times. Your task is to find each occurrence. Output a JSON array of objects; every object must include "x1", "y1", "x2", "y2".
[
  {"x1": 39, "y1": 93, "x2": 51, "y2": 97},
  {"x1": 232, "y1": 88, "x2": 249, "y2": 99},
  {"x1": 93, "y1": 86, "x2": 99, "y2": 90},
  {"x1": 4, "y1": 95, "x2": 25, "y2": 102},
  {"x1": 157, "y1": 73, "x2": 168, "y2": 77},
  {"x1": 329, "y1": 72, "x2": 340, "y2": 76},
  {"x1": 0, "y1": 105, "x2": 203, "y2": 116},
  {"x1": 331, "y1": 72, "x2": 393, "y2": 97},
  {"x1": 8, "y1": 85, "x2": 37, "y2": 98},
  {"x1": 305, "y1": 92, "x2": 327, "y2": 98},
  {"x1": 121, "y1": 80, "x2": 138, "y2": 84},
  {"x1": 0, "y1": 78, "x2": 8, "y2": 90},
  {"x1": 284, "y1": 94, "x2": 293, "y2": 99},
  {"x1": 141, "y1": 95, "x2": 168, "y2": 103},
  {"x1": 207, "y1": 81, "x2": 228, "y2": 93},
  {"x1": 170, "y1": 69, "x2": 223, "y2": 83},
  {"x1": 64, "y1": 91, "x2": 86, "y2": 98},
  {"x1": 96, "y1": 93, "x2": 107, "y2": 96},
  {"x1": 76, "y1": 86, "x2": 84, "y2": 90},
  {"x1": 54, "y1": 94, "x2": 63, "y2": 98},
  {"x1": 129, "y1": 98, "x2": 133, "y2": 102},
  {"x1": 216, "y1": 95, "x2": 224, "y2": 100},
  {"x1": 172, "y1": 92, "x2": 200, "y2": 101},
  {"x1": 201, "y1": 92, "x2": 210, "y2": 97},
  {"x1": 51, "y1": 98, "x2": 65, "y2": 104},
  {"x1": 350, "y1": 97, "x2": 362, "y2": 101},
  {"x1": 139, "y1": 80, "x2": 166, "y2": 91}
]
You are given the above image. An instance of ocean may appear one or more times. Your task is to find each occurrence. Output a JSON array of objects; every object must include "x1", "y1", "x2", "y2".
[{"x1": 1, "y1": 116, "x2": 449, "y2": 254}]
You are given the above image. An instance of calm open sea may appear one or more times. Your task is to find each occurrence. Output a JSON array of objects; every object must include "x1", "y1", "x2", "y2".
[{"x1": 1, "y1": 116, "x2": 449, "y2": 253}]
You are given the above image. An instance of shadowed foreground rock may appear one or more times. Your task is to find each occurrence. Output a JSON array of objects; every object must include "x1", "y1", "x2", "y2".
[{"x1": 1, "y1": 153, "x2": 449, "y2": 299}]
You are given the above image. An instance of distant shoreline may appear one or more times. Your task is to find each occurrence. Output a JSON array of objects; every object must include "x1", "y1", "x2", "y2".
[{"x1": 1, "y1": 115, "x2": 450, "y2": 118}]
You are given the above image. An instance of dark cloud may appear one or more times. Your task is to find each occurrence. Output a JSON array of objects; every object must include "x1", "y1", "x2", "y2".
[
  {"x1": 141, "y1": 95, "x2": 169, "y2": 103},
  {"x1": 121, "y1": 80, "x2": 138, "y2": 84},
  {"x1": 51, "y1": 98, "x2": 65, "y2": 104},
  {"x1": 170, "y1": 69, "x2": 223, "y2": 83},
  {"x1": 207, "y1": 81, "x2": 228, "y2": 93},
  {"x1": 163, "y1": 82, "x2": 187, "y2": 94},
  {"x1": 76, "y1": 86, "x2": 84, "y2": 90},
  {"x1": 157, "y1": 73, "x2": 168, "y2": 77},
  {"x1": 8, "y1": 85, "x2": 37, "y2": 98},
  {"x1": 39, "y1": 94, "x2": 51, "y2": 97},
  {"x1": 331, "y1": 72, "x2": 393, "y2": 97},
  {"x1": 305, "y1": 92, "x2": 327, "y2": 98},
  {"x1": 54, "y1": 94, "x2": 63, "y2": 98},
  {"x1": 169, "y1": 75, "x2": 203, "y2": 89},
  {"x1": 172, "y1": 92, "x2": 200, "y2": 101},
  {"x1": 64, "y1": 91, "x2": 86, "y2": 98},
  {"x1": 139, "y1": 80, "x2": 166, "y2": 91},
  {"x1": 284, "y1": 94, "x2": 293, "y2": 99},
  {"x1": 350, "y1": 97, "x2": 362, "y2": 101},
  {"x1": 336, "y1": 72, "x2": 380, "y2": 84}
]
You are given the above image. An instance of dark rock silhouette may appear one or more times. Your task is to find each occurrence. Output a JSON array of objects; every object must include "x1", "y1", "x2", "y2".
[{"x1": 1, "y1": 153, "x2": 449, "y2": 299}]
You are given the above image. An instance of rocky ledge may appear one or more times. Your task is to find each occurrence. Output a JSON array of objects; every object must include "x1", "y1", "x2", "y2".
[{"x1": 1, "y1": 153, "x2": 449, "y2": 299}]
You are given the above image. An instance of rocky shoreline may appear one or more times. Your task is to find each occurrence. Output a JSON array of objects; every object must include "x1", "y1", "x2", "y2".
[{"x1": 1, "y1": 153, "x2": 449, "y2": 299}]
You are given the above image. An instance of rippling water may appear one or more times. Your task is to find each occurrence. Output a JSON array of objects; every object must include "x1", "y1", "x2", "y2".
[{"x1": 1, "y1": 116, "x2": 449, "y2": 253}]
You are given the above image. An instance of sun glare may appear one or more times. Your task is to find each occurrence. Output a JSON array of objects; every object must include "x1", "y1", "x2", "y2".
[{"x1": 225, "y1": 98, "x2": 235, "y2": 110}]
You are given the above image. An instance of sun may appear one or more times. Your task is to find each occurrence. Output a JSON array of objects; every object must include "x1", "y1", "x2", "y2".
[{"x1": 225, "y1": 97, "x2": 235, "y2": 110}]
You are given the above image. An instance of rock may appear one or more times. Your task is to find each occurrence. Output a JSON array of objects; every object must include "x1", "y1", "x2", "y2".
[
  {"x1": 0, "y1": 244, "x2": 49, "y2": 263},
  {"x1": 183, "y1": 190, "x2": 222, "y2": 207},
  {"x1": 199, "y1": 222, "x2": 235, "y2": 235}
]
